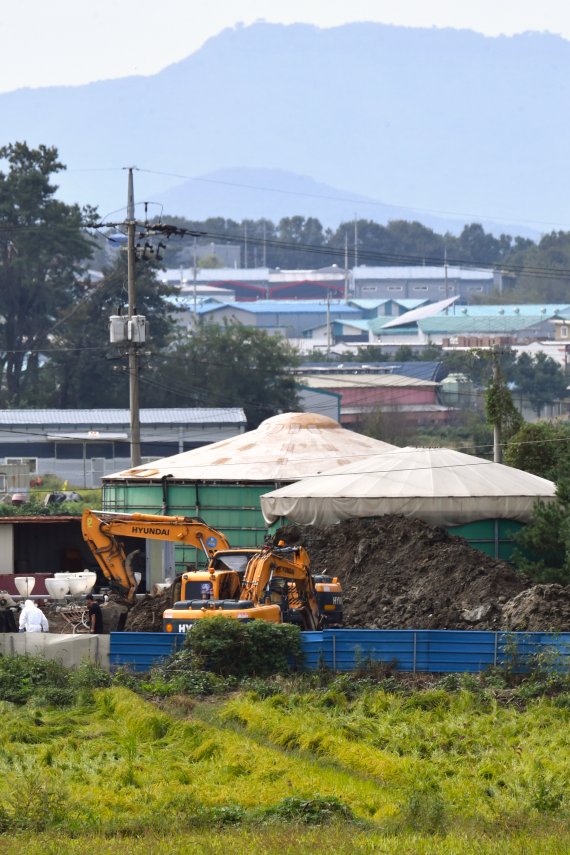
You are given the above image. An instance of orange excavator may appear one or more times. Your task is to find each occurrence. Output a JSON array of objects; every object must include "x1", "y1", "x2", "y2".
[
  {"x1": 81, "y1": 509, "x2": 239, "y2": 605},
  {"x1": 163, "y1": 539, "x2": 339, "y2": 632},
  {"x1": 81, "y1": 510, "x2": 342, "y2": 630}
]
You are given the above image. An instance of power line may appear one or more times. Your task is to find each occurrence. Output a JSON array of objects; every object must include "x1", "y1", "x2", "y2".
[
  {"x1": 136, "y1": 167, "x2": 570, "y2": 233},
  {"x1": 4, "y1": 216, "x2": 570, "y2": 281}
]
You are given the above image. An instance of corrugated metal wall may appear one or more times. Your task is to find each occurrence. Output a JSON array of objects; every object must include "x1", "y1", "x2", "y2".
[
  {"x1": 448, "y1": 519, "x2": 524, "y2": 560},
  {"x1": 103, "y1": 481, "x2": 279, "y2": 571},
  {"x1": 110, "y1": 632, "x2": 185, "y2": 672},
  {"x1": 110, "y1": 629, "x2": 570, "y2": 674}
]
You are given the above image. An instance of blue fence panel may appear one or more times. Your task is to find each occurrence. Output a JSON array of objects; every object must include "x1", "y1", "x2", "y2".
[
  {"x1": 301, "y1": 630, "x2": 570, "y2": 674},
  {"x1": 109, "y1": 629, "x2": 570, "y2": 675},
  {"x1": 497, "y1": 632, "x2": 570, "y2": 673},
  {"x1": 300, "y1": 631, "x2": 324, "y2": 670},
  {"x1": 110, "y1": 632, "x2": 185, "y2": 672},
  {"x1": 414, "y1": 630, "x2": 498, "y2": 673},
  {"x1": 319, "y1": 629, "x2": 416, "y2": 672}
]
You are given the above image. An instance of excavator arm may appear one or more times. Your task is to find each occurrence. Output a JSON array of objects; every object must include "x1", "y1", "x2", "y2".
[
  {"x1": 81, "y1": 510, "x2": 231, "y2": 604},
  {"x1": 240, "y1": 544, "x2": 321, "y2": 630}
]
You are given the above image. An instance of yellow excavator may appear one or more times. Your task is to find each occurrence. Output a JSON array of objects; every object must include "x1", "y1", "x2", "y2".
[
  {"x1": 81, "y1": 509, "x2": 343, "y2": 630},
  {"x1": 163, "y1": 540, "x2": 323, "y2": 632},
  {"x1": 81, "y1": 509, "x2": 240, "y2": 605}
]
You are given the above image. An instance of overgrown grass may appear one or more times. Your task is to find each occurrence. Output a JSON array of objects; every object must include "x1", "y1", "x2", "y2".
[
  {"x1": 0, "y1": 655, "x2": 568, "y2": 850},
  {"x1": 7, "y1": 827, "x2": 570, "y2": 854}
]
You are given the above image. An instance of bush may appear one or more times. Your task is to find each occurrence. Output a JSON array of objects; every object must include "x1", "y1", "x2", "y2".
[
  {"x1": 0, "y1": 655, "x2": 69, "y2": 705},
  {"x1": 69, "y1": 659, "x2": 112, "y2": 690},
  {"x1": 32, "y1": 686, "x2": 75, "y2": 708},
  {"x1": 261, "y1": 795, "x2": 355, "y2": 825},
  {"x1": 185, "y1": 618, "x2": 303, "y2": 678}
]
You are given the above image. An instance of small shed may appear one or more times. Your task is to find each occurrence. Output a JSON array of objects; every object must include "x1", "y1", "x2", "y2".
[{"x1": 0, "y1": 515, "x2": 95, "y2": 594}]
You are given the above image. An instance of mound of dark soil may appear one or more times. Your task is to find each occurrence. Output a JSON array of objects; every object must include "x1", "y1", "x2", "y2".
[
  {"x1": 291, "y1": 516, "x2": 534, "y2": 630},
  {"x1": 122, "y1": 515, "x2": 570, "y2": 633},
  {"x1": 125, "y1": 588, "x2": 174, "y2": 632}
]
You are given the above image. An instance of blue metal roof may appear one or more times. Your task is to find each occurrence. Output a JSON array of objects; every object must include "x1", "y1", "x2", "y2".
[
  {"x1": 198, "y1": 300, "x2": 361, "y2": 316},
  {"x1": 0, "y1": 409, "x2": 246, "y2": 426}
]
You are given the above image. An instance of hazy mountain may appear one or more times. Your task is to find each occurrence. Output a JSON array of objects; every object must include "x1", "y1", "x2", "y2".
[
  {"x1": 155, "y1": 166, "x2": 464, "y2": 231},
  {"x1": 1, "y1": 22, "x2": 568, "y2": 235}
]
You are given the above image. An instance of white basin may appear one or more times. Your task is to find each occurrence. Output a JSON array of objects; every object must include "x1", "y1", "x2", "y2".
[
  {"x1": 45, "y1": 578, "x2": 70, "y2": 598},
  {"x1": 14, "y1": 576, "x2": 35, "y2": 597},
  {"x1": 67, "y1": 572, "x2": 97, "y2": 596}
]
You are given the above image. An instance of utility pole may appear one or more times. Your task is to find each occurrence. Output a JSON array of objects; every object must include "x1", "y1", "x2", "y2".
[
  {"x1": 193, "y1": 236, "x2": 198, "y2": 318},
  {"x1": 354, "y1": 215, "x2": 358, "y2": 269},
  {"x1": 262, "y1": 221, "x2": 267, "y2": 267},
  {"x1": 126, "y1": 167, "x2": 141, "y2": 468},
  {"x1": 326, "y1": 289, "x2": 331, "y2": 359},
  {"x1": 444, "y1": 246, "x2": 449, "y2": 314},
  {"x1": 344, "y1": 233, "x2": 349, "y2": 301},
  {"x1": 98, "y1": 190, "x2": 206, "y2": 472},
  {"x1": 492, "y1": 347, "x2": 502, "y2": 464}
]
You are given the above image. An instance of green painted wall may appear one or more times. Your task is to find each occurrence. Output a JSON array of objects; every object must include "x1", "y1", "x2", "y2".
[
  {"x1": 103, "y1": 482, "x2": 525, "y2": 573},
  {"x1": 447, "y1": 519, "x2": 524, "y2": 561},
  {"x1": 103, "y1": 480, "x2": 276, "y2": 573}
]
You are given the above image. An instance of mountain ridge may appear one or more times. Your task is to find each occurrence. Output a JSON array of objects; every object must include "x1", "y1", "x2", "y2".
[{"x1": 1, "y1": 21, "x2": 567, "y2": 234}]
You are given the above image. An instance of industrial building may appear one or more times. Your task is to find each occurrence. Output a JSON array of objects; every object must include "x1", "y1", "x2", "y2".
[{"x1": 0, "y1": 408, "x2": 246, "y2": 488}]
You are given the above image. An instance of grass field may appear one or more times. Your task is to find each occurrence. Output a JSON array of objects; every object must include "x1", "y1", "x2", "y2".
[{"x1": 0, "y1": 662, "x2": 568, "y2": 853}]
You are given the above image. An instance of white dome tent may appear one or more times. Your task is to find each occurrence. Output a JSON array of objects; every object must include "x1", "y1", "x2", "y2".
[
  {"x1": 102, "y1": 413, "x2": 399, "y2": 562},
  {"x1": 261, "y1": 446, "x2": 556, "y2": 528},
  {"x1": 109, "y1": 412, "x2": 397, "y2": 483}
]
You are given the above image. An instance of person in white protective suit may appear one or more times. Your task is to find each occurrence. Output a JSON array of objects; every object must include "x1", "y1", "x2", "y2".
[{"x1": 19, "y1": 599, "x2": 49, "y2": 633}]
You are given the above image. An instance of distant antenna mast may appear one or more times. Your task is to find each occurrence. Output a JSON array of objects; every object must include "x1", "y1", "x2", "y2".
[
  {"x1": 354, "y1": 215, "x2": 358, "y2": 268},
  {"x1": 344, "y1": 233, "x2": 349, "y2": 301}
]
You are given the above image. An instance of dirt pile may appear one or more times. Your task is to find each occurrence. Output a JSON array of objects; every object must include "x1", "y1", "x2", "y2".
[
  {"x1": 118, "y1": 515, "x2": 570, "y2": 633},
  {"x1": 293, "y1": 516, "x2": 534, "y2": 630},
  {"x1": 501, "y1": 584, "x2": 570, "y2": 632},
  {"x1": 125, "y1": 589, "x2": 174, "y2": 632}
]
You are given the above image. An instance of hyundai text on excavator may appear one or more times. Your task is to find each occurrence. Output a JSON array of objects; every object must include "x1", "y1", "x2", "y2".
[
  {"x1": 81, "y1": 509, "x2": 342, "y2": 630},
  {"x1": 81, "y1": 509, "x2": 242, "y2": 606}
]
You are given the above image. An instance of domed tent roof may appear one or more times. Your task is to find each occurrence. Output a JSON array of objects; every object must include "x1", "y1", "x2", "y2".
[
  {"x1": 106, "y1": 412, "x2": 397, "y2": 483},
  {"x1": 261, "y1": 446, "x2": 556, "y2": 527}
]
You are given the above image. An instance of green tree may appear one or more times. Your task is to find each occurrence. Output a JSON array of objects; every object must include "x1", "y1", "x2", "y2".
[
  {"x1": 511, "y1": 352, "x2": 568, "y2": 416},
  {"x1": 146, "y1": 320, "x2": 301, "y2": 427},
  {"x1": 513, "y1": 472, "x2": 570, "y2": 584},
  {"x1": 38, "y1": 254, "x2": 175, "y2": 408},
  {"x1": 447, "y1": 223, "x2": 514, "y2": 266},
  {"x1": 0, "y1": 142, "x2": 95, "y2": 404},
  {"x1": 502, "y1": 230, "x2": 570, "y2": 302},
  {"x1": 484, "y1": 355, "x2": 523, "y2": 444},
  {"x1": 276, "y1": 216, "x2": 327, "y2": 268},
  {"x1": 506, "y1": 423, "x2": 570, "y2": 583},
  {"x1": 504, "y1": 421, "x2": 570, "y2": 479}
]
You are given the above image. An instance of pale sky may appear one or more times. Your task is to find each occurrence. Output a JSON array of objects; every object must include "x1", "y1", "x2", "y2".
[{"x1": 1, "y1": 0, "x2": 570, "y2": 94}]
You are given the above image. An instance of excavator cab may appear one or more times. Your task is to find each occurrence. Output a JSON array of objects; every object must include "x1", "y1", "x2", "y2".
[{"x1": 312, "y1": 574, "x2": 343, "y2": 626}]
